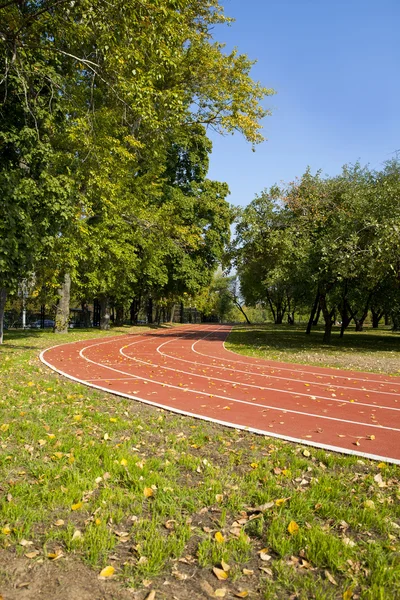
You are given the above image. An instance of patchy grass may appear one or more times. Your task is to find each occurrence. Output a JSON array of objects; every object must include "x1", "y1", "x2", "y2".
[
  {"x1": 0, "y1": 326, "x2": 399, "y2": 599},
  {"x1": 226, "y1": 323, "x2": 400, "y2": 376}
]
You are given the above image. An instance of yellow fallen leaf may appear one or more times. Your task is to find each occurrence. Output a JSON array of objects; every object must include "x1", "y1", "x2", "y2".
[
  {"x1": 215, "y1": 494, "x2": 223, "y2": 503},
  {"x1": 25, "y1": 550, "x2": 40, "y2": 559},
  {"x1": 275, "y1": 498, "x2": 289, "y2": 506},
  {"x1": 221, "y1": 559, "x2": 230, "y2": 572},
  {"x1": 144, "y1": 487, "x2": 153, "y2": 498},
  {"x1": 215, "y1": 590, "x2": 227, "y2": 598},
  {"x1": 71, "y1": 502, "x2": 83, "y2": 511},
  {"x1": 120, "y1": 459, "x2": 128, "y2": 467},
  {"x1": 68, "y1": 456, "x2": 75, "y2": 464},
  {"x1": 242, "y1": 569, "x2": 253, "y2": 576},
  {"x1": 235, "y1": 593, "x2": 249, "y2": 599},
  {"x1": 54, "y1": 519, "x2": 64, "y2": 527},
  {"x1": 214, "y1": 531, "x2": 225, "y2": 543},
  {"x1": 2, "y1": 526, "x2": 11, "y2": 535},
  {"x1": 343, "y1": 589, "x2": 353, "y2": 600},
  {"x1": 0, "y1": 424, "x2": 10, "y2": 432},
  {"x1": 213, "y1": 567, "x2": 228, "y2": 581},
  {"x1": 73, "y1": 415, "x2": 82, "y2": 422},
  {"x1": 109, "y1": 418, "x2": 117, "y2": 423},
  {"x1": 377, "y1": 462, "x2": 387, "y2": 469},
  {"x1": 95, "y1": 518, "x2": 102, "y2": 526},
  {"x1": 250, "y1": 463, "x2": 258, "y2": 469},
  {"x1": 325, "y1": 570, "x2": 338, "y2": 585},
  {"x1": 366, "y1": 435, "x2": 375, "y2": 441},
  {"x1": 288, "y1": 521, "x2": 299, "y2": 535},
  {"x1": 99, "y1": 565, "x2": 115, "y2": 579}
]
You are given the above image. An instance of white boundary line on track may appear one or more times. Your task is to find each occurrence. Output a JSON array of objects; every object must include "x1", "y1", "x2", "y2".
[
  {"x1": 75, "y1": 333, "x2": 400, "y2": 432},
  {"x1": 121, "y1": 336, "x2": 400, "y2": 414},
  {"x1": 39, "y1": 333, "x2": 400, "y2": 466}
]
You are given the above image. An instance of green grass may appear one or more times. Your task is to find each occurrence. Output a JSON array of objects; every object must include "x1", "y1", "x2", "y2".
[
  {"x1": 0, "y1": 325, "x2": 399, "y2": 599},
  {"x1": 226, "y1": 323, "x2": 400, "y2": 375}
]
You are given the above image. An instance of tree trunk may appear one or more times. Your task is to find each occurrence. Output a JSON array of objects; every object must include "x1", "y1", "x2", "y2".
[
  {"x1": 54, "y1": 273, "x2": 71, "y2": 334},
  {"x1": 312, "y1": 305, "x2": 322, "y2": 326},
  {"x1": 306, "y1": 290, "x2": 319, "y2": 335},
  {"x1": 115, "y1": 305, "x2": 124, "y2": 326},
  {"x1": 130, "y1": 297, "x2": 141, "y2": 325},
  {"x1": 147, "y1": 297, "x2": 153, "y2": 324},
  {"x1": 339, "y1": 301, "x2": 351, "y2": 338},
  {"x1": 0, "y1": 288, "x2": 7, "y2": 345},
  {"x1": 233, "y1": 299, "x2": 252, "y2": 325},
  {"x1": 81, "y1": 301, "x2": 91, "y2": 327},
  {"x1": 371, "y1": 308, "x2": 383, "y2": 329},
  {"x1": 385, "y1": 313, "x2": 390, "y2": 326},
  {"x1": 99, "y1": 296, "x2": 111, "y2": 330},
  {"x1": 265, "y1": 291, "x2": 276, "y2": 324},
  {"x1": 319, "y1": 293, "x2": 335, "y2": 344},
  {"x1": 180, "y1": 301, "x2": 184, "y2": 324},
  {"x1": 169, "y1": 303, "x2": 176, "y2": 323}
]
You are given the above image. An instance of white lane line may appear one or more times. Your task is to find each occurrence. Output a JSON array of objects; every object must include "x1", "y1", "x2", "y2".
[
  {"x1": 189, "y1": 332, "x2": 400, "y2": 387},
  {"x1": 75, "y1": 335, "x2": 400, "y2": 433},
  {"x1": 39, "y1": 340, "x2": 400, "y2": 466},
  {"x1": 153, "y1": 336, "x2": 400, "y2": 408},
  {"x1": 125, "y1": 336, "x2": 400, "y2": 414}
]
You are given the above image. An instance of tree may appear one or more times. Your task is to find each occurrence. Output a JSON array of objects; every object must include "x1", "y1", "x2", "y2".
[{"x1": 1, "y1": 0, "x2": 274, "y2": 340}]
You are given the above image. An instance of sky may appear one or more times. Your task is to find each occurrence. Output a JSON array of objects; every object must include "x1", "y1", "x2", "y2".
[{"x1": 206, "y1": 0, "x2": 400, "y2": 206}]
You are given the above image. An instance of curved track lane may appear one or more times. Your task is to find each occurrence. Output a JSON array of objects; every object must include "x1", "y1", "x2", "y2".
[{"x1": 40, "y1": 325, "x2": 400, "y2": 464}]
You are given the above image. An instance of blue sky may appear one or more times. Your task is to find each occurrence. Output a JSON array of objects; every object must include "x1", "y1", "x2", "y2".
[{"x1": 206, "y1": 0, "x2": 400, "y2": 206}]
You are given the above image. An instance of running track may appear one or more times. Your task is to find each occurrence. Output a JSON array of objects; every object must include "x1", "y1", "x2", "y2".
[{"x1": 40, "y1": 325, "x2": 400, "y2": 464}]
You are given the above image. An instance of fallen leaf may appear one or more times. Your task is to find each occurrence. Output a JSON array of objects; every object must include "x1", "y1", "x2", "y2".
[
  {"x1": 221, "y1": 559, "x2": 230, "y2": 572},
  {"x1": 235, "y1": 592, "x2": 249, "y2": 598},
  {"x1": 259, "y1": 552, "x2": 271, "y2": 562},
  {"x1": 325, "y1": 570, "x2": 337, "y2": 585},
  {"x1": 25, "y1": 551, "x2": 39, "y2": 559},
  {"x1": 47, "y1": 551, "x2": 63, "y2": 561},
  {"x1": 145, "y1": 592, "x2": 156, "y2": 600},
  {"x1": 288, "y1": 521, "x2": 299, "y2": 535},
  {"x1": 215, "y1": 494, "x2": 223, "y2": 503},
  {"x1": 120, "y1": 458, "x2": 128, "y2": 467},
  {"x1": 54, "y1": 519, "x2": 64, "y2": 527},
  {"x1": 98, "y1": 565, "x2": 115, "y2": 579},
  {"x1": 213, "y1": 567, "x2": 228, "y2": 581},
  {"x1": 19, "y1": 539, "x2": 33, "y2": 547},
  {"x1": 71, "y1": 502, "x2": 83, "y2": 511},
  {"x1": 200, "y1": 580, "x2": 215, "y2": 597},
  {"x1": 144, "y1": 487, "x2": 153, "y2": 498},
  {"x1": 242, "y1": 568, "x2": 254, "y2": 575},
  {"x1": 215, "y1": 590, "x2": 227, "y2": 598},
  {"x1": 343, "y1": 589, "x2": 353, "y2": 600},
  {"x1": 214, "y1": 531, "x2": 225, "y2": 543},
  {"x1": 303, "y1": 449, "x2": 311, "y2": 457},
  {"x1": 366, "y1": 434, "x2": 375, "y2": 441}
]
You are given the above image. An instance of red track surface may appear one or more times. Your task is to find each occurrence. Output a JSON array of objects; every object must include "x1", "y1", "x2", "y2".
[{"x1": 40, "y1": 324, "x2": 400, "y2": 464}]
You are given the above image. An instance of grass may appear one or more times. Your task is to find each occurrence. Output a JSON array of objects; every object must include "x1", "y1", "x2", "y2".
[
  {"x1": 0, "y1": 324, "x2": 399, "y2": 599},
  {"x1": 225, "y1": 323, "x2": 400, "y2": 375}
]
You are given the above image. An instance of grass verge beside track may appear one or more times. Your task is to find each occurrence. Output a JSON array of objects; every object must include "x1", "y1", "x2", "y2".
[
  {"x1": 0, "y1": 325, "x2": 399, "y2": 599},
  {"x1": 226, "y1": 323, "x2": 400, "y2": 376}
]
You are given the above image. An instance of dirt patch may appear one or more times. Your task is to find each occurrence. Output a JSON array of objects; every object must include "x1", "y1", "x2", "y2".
[{"x1": 0, "y1": 550, "x2": 133, "y2": 600}]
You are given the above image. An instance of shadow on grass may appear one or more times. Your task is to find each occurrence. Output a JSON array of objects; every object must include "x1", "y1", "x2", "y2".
[{"x1": 231, "y1": 324, "x2": 400, "y2": 354}]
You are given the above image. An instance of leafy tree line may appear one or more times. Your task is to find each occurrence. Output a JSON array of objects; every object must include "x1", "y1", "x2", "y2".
[
  {"x1": 232, "y1": 162, "x2": 400, "y2": 342},
  {"x1": 0, "y1": 0, "x2": 274, "y2": 342}
]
